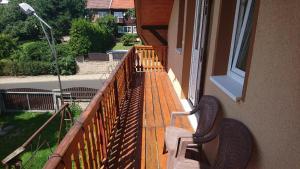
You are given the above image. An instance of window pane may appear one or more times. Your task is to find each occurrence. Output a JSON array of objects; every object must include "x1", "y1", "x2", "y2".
[
  {"x1": 233, "y1": 0, "x2": 248, "y2": 59},
  {"x1": 114, "y1": 12, "x2": 123, "y2": 18},
  {"x1": 195, "y1": 0, "x2": 202, "y2": 50},
  {"x1": 235, "y1": 0, "x2": 254, "y2": 71}
]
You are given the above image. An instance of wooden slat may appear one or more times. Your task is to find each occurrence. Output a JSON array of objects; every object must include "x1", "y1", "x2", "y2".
[
  {"x1": 144, "y1": 72, "x2": 155, "y2": 127},
  {"x1": 145, "y1": 128, "x2": 159, "y2": 169},
  {"x1": 154, "y1": 73, "x2": 171, "y2": 126},
  {"x1": 150, "y1": 72, "x2": 164, "y2": 127}
]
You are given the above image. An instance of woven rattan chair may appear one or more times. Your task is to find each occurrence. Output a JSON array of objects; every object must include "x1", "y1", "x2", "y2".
[
  {"x1": 164, "y1": 95, "x2": 221, "y2": 169},
  {"x1": 173, "y1": 118, "x2": 253, "y2": 169}
]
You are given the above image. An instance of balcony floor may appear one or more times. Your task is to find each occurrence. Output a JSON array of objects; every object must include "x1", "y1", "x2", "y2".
[{"x1": 107, "y1": 72, "x2": 193, "y2": 169}]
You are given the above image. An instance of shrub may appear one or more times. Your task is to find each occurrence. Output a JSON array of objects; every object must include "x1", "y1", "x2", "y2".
[
  {"x1": 0, "y1": 34, "x2": 17, "y2": 59},
  {"x1": 121, "y1": 33, "x2": 138, "y2": 46},
  {"x1": 96, "y1": 14, "x2": 118, "y2": 36},
  {"x1": 69, "y1": 19, "x2": 92, "y2": 57},
  {"x1": 0, "y1": 42, "x2": 77, "y2": 76},
  {"x1": 19, "y1": 41, "x2": 51, "y2": 62},
  {"x1": 0, "y1": 60, "x2": 52, "y2": 76},
  {"x1": 69, "y1": 103, "x2": 83, "y2": 119},
  {"x1": 69, "y1": 18, "x2": 115, "y2": 56}
]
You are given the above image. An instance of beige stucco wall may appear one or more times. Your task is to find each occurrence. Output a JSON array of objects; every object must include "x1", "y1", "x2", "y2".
[
  {"x1": 167, "y1": 0, "x2": 195, "y2": 98},
  {"x1": 167, "y1": 0, "x2": 185, "y2": 97},
  {"x1": 167, "y1": 0, "x2": 300, "y2": 168}
]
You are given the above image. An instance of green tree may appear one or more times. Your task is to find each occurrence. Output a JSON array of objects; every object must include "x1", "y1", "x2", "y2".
[
  {"x1": 34, "y1": 0, "x2": 86, "y2": 38},
  {"x1": 124, "y1": 9, "x2": 136, "y2": 20},
  {"x1": 70, "y1": 19, "x2": 115, "y2": 56},
  {"x1": 0, "y1": 34, "x2": 17, "y2": 59},
  {"x1": 0, "y1": 0, "x2": 86, "y2": 41},
  {"x1": 96, "y1": 14, "x2": 118, "y2": 37},
  {"x1": 69, "y1": 19, "x2": 92, "y2": 56}
]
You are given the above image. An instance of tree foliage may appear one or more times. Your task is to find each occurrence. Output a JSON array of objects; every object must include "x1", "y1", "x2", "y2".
[
  {"x1": 0, "y1": 0, "x2": 86, "y2": 41},
  {"x1": 121, "y1": 33, "x2": 138, "y2": 46},
  {"x1": 69, "y1": 19, "x2": 115, "y2": 56},
  {"x1": 96, "y1": 14, "x2": 118, "y2": 37},
  {"x1": 124, "y1": 9, "x2": 136, "y2": 20},
  {"x1": 0, "y1": 34, "x2": 17, "y2": 59}
]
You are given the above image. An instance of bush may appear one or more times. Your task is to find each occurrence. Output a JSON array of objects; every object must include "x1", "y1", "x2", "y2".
[
  {"x1": 69, "y1": 18, "x2": 115, "y2": 56},
  {"x1": 0, "y1": 34, "x2": 17, "y2": 59},
  {"x1": 121, "y1": 33, "x2": 138, "y2": 46},
  {"x1": 69, "y1": 19, "x2": 92, "y2": 56},
  {"x1": 0, "y1": 59, "x2": 52, "y2": 76},
  {"x1": 69, "y1": 103, "x2": 83, "y2": 119},
  {"x1": 0, "y1": 42, "x2": 77, "y2": 76},
  {"x1": 96, "y1": 14, "x2": 118, "y2": 36},
  {"x1": 19, "y1": 41, "x2": 51, "y2": 61}
]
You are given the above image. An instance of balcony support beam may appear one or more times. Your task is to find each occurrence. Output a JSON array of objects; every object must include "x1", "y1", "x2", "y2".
[{"x1": 141, "y1": 25, "x2": 168, "y2": 45}]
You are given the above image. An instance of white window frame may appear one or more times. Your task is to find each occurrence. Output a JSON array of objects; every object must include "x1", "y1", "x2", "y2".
[
  {"x1": 114, "y1": 12, "x2": 124, "y2": 19},
  {"x1": 118, "y1": 26, "x2": 124, "y2": 33},
  {"x1": 133, "y1": 26, "x2": 137, "y2": 34},
  {"x1": 98, "y1": 11, "x2": 108, "y2": 17},
  {"x1": 227, "y1": 0, "x2": 254, "y2": 85},
  {"x1": 123, "y1": 26, "x2": 132, "y2": 33}
]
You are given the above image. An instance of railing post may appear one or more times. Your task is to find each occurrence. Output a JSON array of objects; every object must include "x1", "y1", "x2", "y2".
[
  {"x1": 0, "y1": 93, "x2": 6, "y2": 115},
  {"x1": 52, "y1": 89, "x2": 61, "y2": 111},
  {"x1": 26, "y1": 93, "x2": 31, "y2": 110},
  {"x1": 113, "y1": 79, "x2": 120, "y2": 116}
]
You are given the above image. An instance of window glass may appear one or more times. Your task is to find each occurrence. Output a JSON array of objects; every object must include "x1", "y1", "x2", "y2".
[
  {"x1": 114, "y1": 12, "x2": 123, "y2": 18},
  {"x1": 118, "y1": 26, "x2": 123, "y2": 33},
  {"x1": 98, "y1": 11, "x2": 108, "y2": 17},
  {"x1": 228, "y1": 0, "x2": 255, "y2": 79}
]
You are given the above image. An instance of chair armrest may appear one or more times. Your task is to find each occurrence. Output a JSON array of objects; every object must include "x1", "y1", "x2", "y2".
[
  {"x1": 175, "y1": 137, "x2": 197, "y2": 159},
  {"x1": 170, "y1": 111, "x2": 191, "y2": 126}
]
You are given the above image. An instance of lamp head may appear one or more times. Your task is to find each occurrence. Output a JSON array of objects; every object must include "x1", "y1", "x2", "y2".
[{"x1": 19, "y1": 3, "x2": 35, "y2": 15}]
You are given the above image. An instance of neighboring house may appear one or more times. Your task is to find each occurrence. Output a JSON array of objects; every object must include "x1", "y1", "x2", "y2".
[{"x1": 86, "y1": 0, "x2": 136, "y2": 34}]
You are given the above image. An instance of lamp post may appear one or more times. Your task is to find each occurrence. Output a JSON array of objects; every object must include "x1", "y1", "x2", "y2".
[{"x1": 19, "y1": 2, "x2": 64, "y2": 105}]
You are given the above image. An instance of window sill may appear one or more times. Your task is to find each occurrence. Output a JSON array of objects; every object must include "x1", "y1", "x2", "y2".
[{"x1": 210, "y1": 75, "x2": 243, "y2": 102}]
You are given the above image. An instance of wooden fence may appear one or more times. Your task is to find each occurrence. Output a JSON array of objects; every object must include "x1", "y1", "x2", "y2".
[{"x1": 43, "y1": 45, "x2": 167, "y2": 169}]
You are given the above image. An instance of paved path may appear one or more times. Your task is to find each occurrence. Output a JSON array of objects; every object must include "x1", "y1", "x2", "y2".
[{"x1": 0, "y1": 74, "x2": 107, "y2": 90}]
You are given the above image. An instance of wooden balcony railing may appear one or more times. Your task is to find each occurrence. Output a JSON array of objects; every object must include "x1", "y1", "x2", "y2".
[{"x1": 43, "y1": 45, "x2": 167, "y2": 169}]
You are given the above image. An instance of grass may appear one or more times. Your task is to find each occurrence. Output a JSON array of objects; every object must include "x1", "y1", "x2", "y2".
[
  {"x1": 112, "y1": 42, "x2": 133, "y2": 50},
  {"x1": 0, "y1": 104, "x2": 82, "y2": 168},
  {"x1": 112, "y1": 41, "x2": 142, "y2": 50}
]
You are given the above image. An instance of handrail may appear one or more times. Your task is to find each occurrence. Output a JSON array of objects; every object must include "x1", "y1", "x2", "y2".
[{"x1": 43, "y1": 45, "x2": 167, "y2": 169}]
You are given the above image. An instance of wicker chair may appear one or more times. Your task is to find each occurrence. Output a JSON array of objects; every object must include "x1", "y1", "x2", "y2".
[
  {"x1": 164, "y1": 95, "x2": 221, "y2": 169},
  {"x1": 173, "y1": 118, "x2": 253, "y2": 169}
]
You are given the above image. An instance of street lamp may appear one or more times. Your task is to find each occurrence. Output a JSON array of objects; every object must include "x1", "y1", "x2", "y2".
[{"x1": 19, "y1": 3, "x2": 64, "y2": 106}]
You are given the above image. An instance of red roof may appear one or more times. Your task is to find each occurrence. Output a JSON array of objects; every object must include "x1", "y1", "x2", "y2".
[
  {"x1": 111, "y1": 0, "x2": 134, "y2": 9},
  {"x1": 86, "y1": 0, "x2": 111, "y2": 9}
]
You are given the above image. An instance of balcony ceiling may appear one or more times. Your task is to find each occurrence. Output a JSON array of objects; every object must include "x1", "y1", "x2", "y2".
[{"x1": 135, "y1": 0, "x2": 174, "y2": 45}]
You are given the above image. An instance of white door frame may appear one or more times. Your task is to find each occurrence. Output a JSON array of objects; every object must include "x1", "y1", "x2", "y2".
[{"x1": 188, "y1": 0, "x2": 209, "y2": 105}]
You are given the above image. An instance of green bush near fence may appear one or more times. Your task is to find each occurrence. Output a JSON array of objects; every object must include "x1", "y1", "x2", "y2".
[
  {"x1": 0, "y1": 41, "x2": 77, "y2": 76},
  {"x1": 120, "y1": 33, "x2": 138, "y2": 46}
]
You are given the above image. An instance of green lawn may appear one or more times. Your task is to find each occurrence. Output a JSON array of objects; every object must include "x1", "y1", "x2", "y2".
[
  {"x1": 112, "y1": 42, "x2": 133, "y2": 50},
  {"x1": 112, "y1": 41, "x2": 142, "y2": 50},
  {"x1": 0, "y1": 106, "x2": 81, "y2": 169}
]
